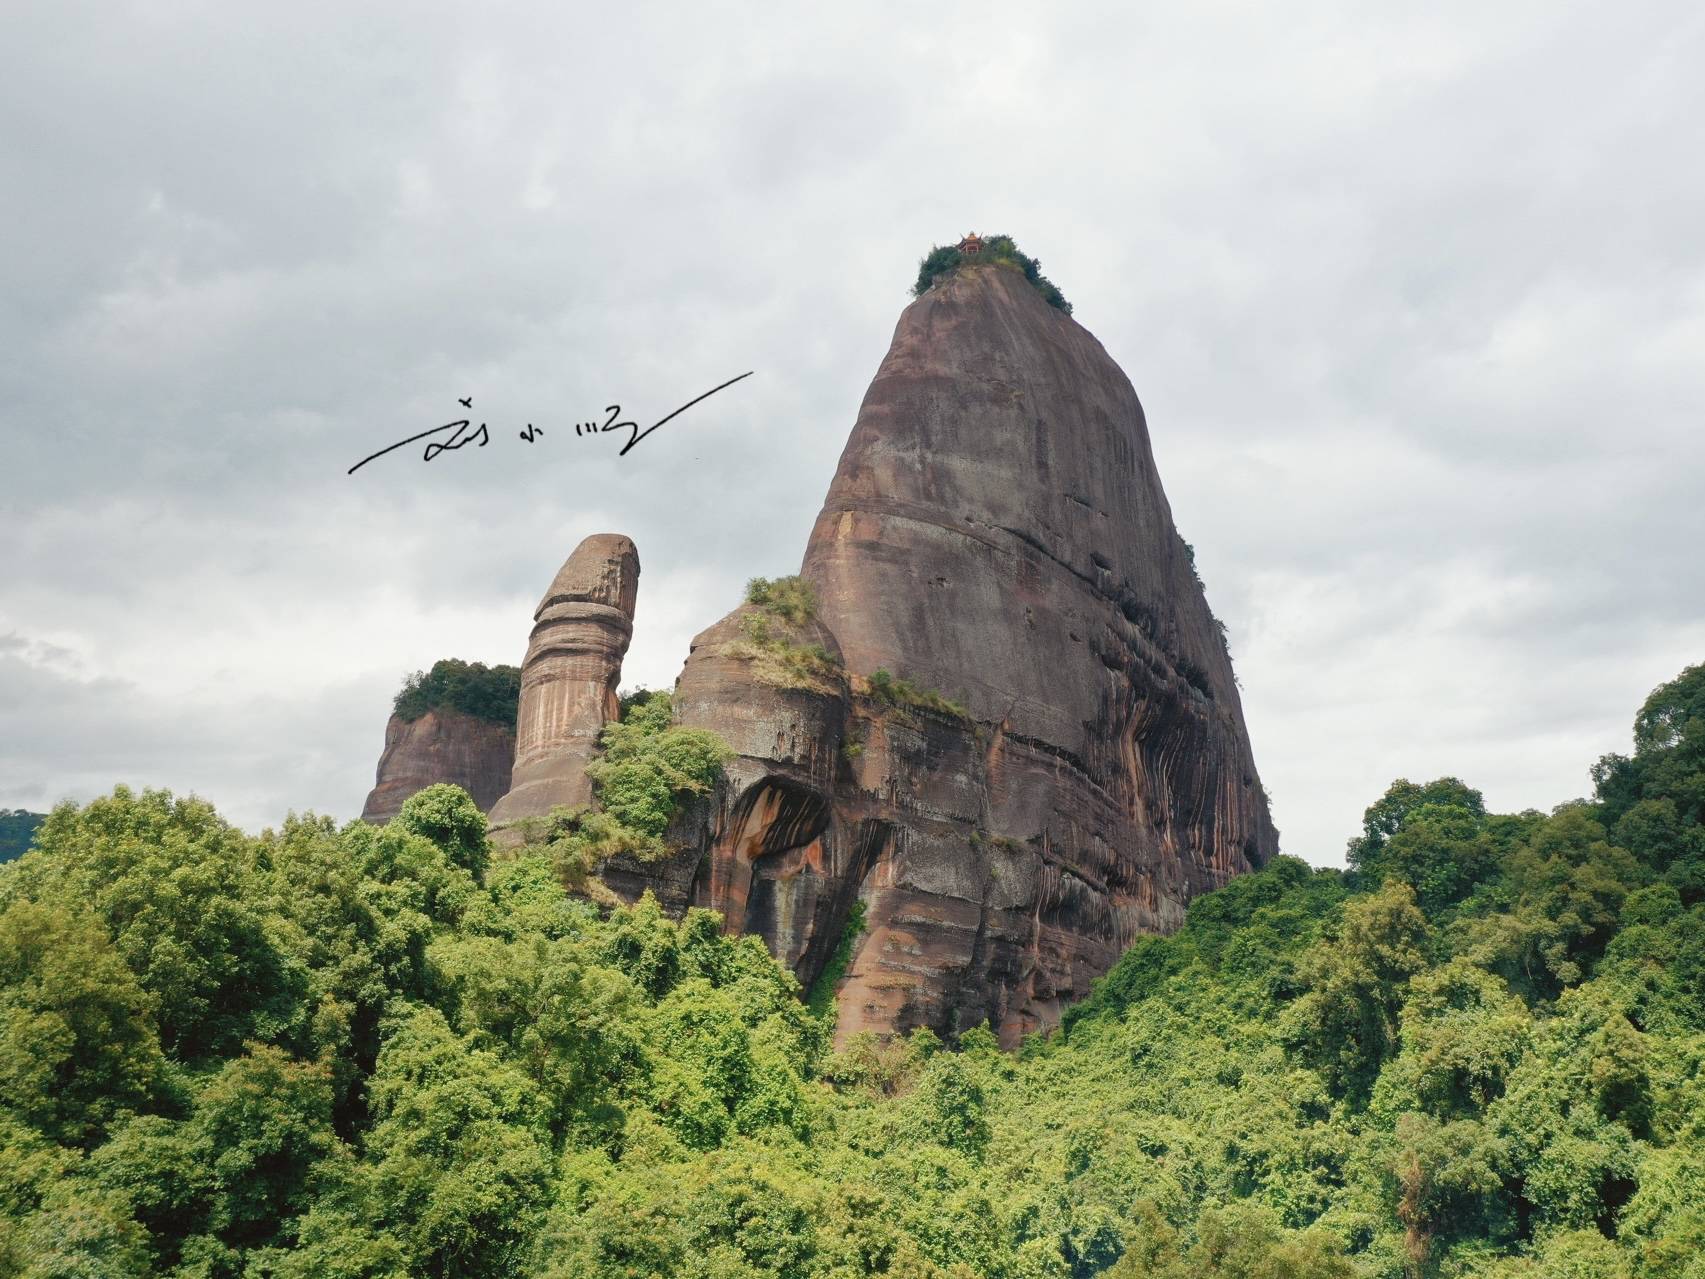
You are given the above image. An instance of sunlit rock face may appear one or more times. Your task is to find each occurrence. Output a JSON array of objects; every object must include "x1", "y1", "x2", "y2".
[
  {"x1": 359, "y1": 709, "x2": 514, "y2": 824},
  {"x1": 611, "y1": 265, "x2": 1277, "y2": 1046},
  {"x1": 487, "y1": 534, "x2": 639, "y2": 838}
]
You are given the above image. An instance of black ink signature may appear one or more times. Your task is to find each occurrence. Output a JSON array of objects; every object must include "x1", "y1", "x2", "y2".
[
  {"x1": 346, "y1": 372, "x2": 754, "y2": 475},
  {"x1": 576, "y1": 405, "x2": 637, "y2": 444},
  {"x1": 422, "y1": 420, "x2": 488, "y2": 461}
]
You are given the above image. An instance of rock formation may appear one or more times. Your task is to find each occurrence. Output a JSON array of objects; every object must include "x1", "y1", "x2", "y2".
[
  {"x1": 608, "y1": 599, "x2": 853, "y2": 973},
  {"x1": 605, "y1": 261, "x2": 1278, "y2": 1045},
  {"x1": 487, "y1": 534, "x2": 640, "y2": 836},
  {"x1": 377, "y1": 256, "x2": 1277, "y2": 1039},
  {"x1": 359, "y1": 709, "x2": 514, "y2": 824}
]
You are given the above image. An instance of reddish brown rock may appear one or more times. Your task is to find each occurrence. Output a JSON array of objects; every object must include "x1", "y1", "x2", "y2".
[
  {"x1": 488, "y1": 534, "x2": 639, "y2": 836},
  {"x1": 653, "y1": 603, "x2": 850, "y2": 973},
  {"x1": 804, "y1": 265, "x2": 1276, "y2": 1042},
  {"x1": 359, "y1": 709, "x2": 515, "y2": 824},
  {"x1": 621, "y1": 263, "x2": 1277, "y2": 1045}
]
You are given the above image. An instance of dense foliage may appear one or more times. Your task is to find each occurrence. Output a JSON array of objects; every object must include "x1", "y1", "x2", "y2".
[
  {"x1": 0, "y1": 810, "x2": 43, "y2": 864},
  {"x1": 912, "y1": 235, "x2": 1072, "y2": 314},
  {"x1": 511, "y1": 693, "x2": 734, "y2": 897},
  {"x1": 1, "y1": 663, "x2": 1700, "y2": 1278},
  {"x1": 583, "y1": 694, "x2": 734, "y2": 843},
  {"x1": 618, "y1": 686, "x2": 662, "y2": 719},
  {"x1": 392, "y1": 659, "x2": 521, "y2": 727}
]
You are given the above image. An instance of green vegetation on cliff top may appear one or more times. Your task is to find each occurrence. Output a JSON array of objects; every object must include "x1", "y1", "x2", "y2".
[
  {"x1": 392, "y1": 658, "x2": 521, "y2": 727},
  {"x1": 913, "y1": 234, "x2": 1073, "y2": 314},
  {"x1": 724, "y1": 576, "x2": 845, "y2": 695},
  {"x1": 727, "y1": 578, "x2": 967, "y2": 716},
  {"x1": 1, "y1": 661, "x2": 1701, "y2": 1278}
]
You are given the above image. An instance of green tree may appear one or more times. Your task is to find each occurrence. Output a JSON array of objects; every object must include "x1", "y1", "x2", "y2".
[
  {"x1": 283, "y1": 1006, "x2": 554, "y2": 1279},
  {"x1": 1594, "y1": 663, "x2": 1705, "y2": 903},
  {"x1": 1347, "y1": 777, "x2": 1486, "y2": 883},
  {"x1": 1282, "y1": 881, "x2": 1430, "y2": 1099},
  {"x1": 585, "y1": 693, "x2": 733, "y2": 839},
  {"x1": 909, "y1": 1053, "x2": 990, "y2": 1157},
  {"x1": 394, "y1": 784, "x2": 491, "y2": 881},
  {"x1": 0, "y1": 899, "x2": 166, "y2": 1147},
  {"x1": 429, "y1": 929, "x2": 641, "y2": 1144},
  {"x1": 16, "y1": 787, "x2": 300, "y2": 1060},
  {"x1": 1488, "y1": 808, "x2": 1643, "y2": 995}
]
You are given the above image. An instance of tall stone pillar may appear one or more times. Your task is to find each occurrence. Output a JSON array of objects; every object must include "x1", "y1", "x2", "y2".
[{"x1": 488, "y1": 533, "x2": 639, "y2": 837}]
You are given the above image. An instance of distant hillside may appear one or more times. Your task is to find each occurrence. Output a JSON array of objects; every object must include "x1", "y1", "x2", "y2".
[{"x1": 0, "y1": 808, "x2": 43, "y2": 862}]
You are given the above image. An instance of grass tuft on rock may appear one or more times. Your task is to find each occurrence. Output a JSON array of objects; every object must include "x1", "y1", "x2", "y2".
[{"x1": 722, "y1": 577, "x2": 846, "y2": 695}]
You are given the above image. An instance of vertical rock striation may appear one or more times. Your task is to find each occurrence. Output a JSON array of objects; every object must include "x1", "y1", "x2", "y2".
[
  {"x1": 488, "y1": 534, "x2": 640, "y2": 836},
  {"x1": 634, "y1": 262, "x2": 1277, "y2": 1044},
  {"x1": 801, "y1": 264, "x2": 1274, "y2": 1042},
  {"x1": 359, "y1": 709, "x2": 515, "y2": 824},
  {"x1": 657, "y1": 602, "x2": 851, "y2": 974}
]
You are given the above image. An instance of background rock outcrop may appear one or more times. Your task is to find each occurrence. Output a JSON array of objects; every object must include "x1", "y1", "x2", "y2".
[
  {"x1": 488, "y1": 534, "x2": 639, "y2": 836},
  {"x1": 359, "y1": 709, "x2": 514, "y2": 824},
  {"x1": 619, "y1": 262, "x2": 1278, "y2": 1045}
]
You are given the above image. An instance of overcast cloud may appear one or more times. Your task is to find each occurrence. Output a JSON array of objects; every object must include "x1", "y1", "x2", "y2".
[{"x1": 4, "y1": 0, "x2": 1702, "y2": 864}]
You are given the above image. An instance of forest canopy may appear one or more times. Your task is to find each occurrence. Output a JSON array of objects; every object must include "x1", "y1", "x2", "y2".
[{"x1": 0, "y1": 663, "x2": 1701, "y2": 1278}]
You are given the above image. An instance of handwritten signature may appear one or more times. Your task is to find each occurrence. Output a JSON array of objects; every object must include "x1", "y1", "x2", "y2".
[{"x1": 346, "y1": 371, "x2": 754, "y2": 475}]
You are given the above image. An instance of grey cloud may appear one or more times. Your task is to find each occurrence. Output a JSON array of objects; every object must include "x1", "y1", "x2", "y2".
[
  {"x1": 0, "y1": 646, "x2": 389, "y2": 831},
  {"x1": 3, "y1": 1, "x2": 1701, "y2": 861}
]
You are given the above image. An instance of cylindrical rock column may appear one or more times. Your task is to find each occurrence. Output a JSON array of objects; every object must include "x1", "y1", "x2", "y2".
[{"x1": 488, "y1": 533, "x2": 639, "y2": 836}]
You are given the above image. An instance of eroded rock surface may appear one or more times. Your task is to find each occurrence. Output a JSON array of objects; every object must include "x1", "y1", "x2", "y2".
[
  {"x1": 359, "y1": 709, "x2": 514, "y2": 824},
  {"x1": 803, "y1": 266, "x2": 1276, "y2": 1042},
  {"x1": 619, "y1": 263, "x2": 1278, "y2": 1045},
  {"x1": 662, "y1": 603, "x2": 850, "y2": 974},
  {"x1": 488, "y1": 534, "x2": 639, "y2": 837}
]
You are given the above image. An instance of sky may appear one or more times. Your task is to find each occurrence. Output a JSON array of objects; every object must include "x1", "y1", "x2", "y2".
[{"x1": 4, "y1": 1, "x2": 1702, "y2": 866}]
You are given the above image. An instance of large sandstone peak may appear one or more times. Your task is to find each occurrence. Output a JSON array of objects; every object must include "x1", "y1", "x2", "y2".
[
  {"x1": 800, "y1": 264, "x2": 1276, "y2": 1039},
  {"x1": 488, "y1": 534, "x2": 639, "y2": 834},
  {"x1": 806, "y1": 264, "x2": 1269, "y2": 886},
  {"x1": 621, "y1": 260, "x2": 1277, "y2": 1045}
]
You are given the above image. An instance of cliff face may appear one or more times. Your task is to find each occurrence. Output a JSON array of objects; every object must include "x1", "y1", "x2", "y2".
[
  {"x1": 616, "y1": 263, "x2": 1277, "y2": 1045},
  {"x1": 632, "y1": 602, "x2": 852, "y2": 974},
  {"x1": 804, "y1": 265, "x2": 1275, "y2": 1040},
  {"x1": 360, "y1": 709, "x2": 515, "y2": 824}
]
